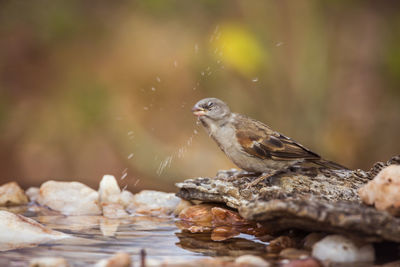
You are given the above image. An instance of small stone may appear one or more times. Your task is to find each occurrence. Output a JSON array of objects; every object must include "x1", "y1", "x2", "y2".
[
  {"x1": 0, "y1": 182, "x2": 28, "y2": 206},
  {"x1": 235, "y1": 255, "x2": 270, "y2": 266},
  {"x1": 119, "y1": 190, "x2": 135, "y2": 207},
  {"x1": 127, "y1": 190, "x2": 181, "y2": 216},
  {"x1": 95, "y1": 252, "x2": 131, "y2": 267},
  {"x1": 359, "y1": 165, "x2": 400, "y2": 216},
  {"x1": 280, "y1": 248, "x2": 310, "y2": 260},
  {"x1": 98, "y1": 175, "x2": 130, "y2": 218},
  {"x1": 267, "y1": 236, "x2": 297, "y2": 253},
  {"x1": 280, "y1": 258, "x2": 321, "y2": 267},
  {"x1": 379, "y1": 260, "x2": 400, "y2": 267},
  {"x1": 30, "y1": 257, "x2": 69, "y2": 267},
  {"x1": 26, "y1": 187, "x2": 40, "y2": 203},
  {"x1": 303, "y1": 233, "x2": 326, "y2": 250},
  {"x1": 178, "y1": 204, "x2": 214, "y2": 229},
  {"x1": 37, "y1": 181, "x2": 101, "y2": 215},
  {"x1": 312, "y1": 235, "x2": 375, "y2": 263},
  {"x1": 99, "y1": 175, "x2": 121, "y2": 204},
  {"x1": 0, "y1": 210, "x2": 69, "y2": 251},
  {"x1": 173, "y1": 199, "x2": 193, "y2": 216}
]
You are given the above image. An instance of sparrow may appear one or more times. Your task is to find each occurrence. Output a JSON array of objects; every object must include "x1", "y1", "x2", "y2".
[{"x1": 192, "y1": 97, "x2": 347, "y2": 186}]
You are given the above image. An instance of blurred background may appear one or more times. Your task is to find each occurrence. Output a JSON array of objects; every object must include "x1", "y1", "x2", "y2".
[{"x1": 0, "y1": 0, "x2": 399, "y2": 192}]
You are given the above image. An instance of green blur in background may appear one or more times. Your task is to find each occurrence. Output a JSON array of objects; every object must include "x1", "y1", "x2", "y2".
[{"x1": 0, "y1": 0, "x2": 399, "y2": 192}]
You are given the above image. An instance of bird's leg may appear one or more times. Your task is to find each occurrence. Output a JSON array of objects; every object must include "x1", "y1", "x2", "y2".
[
  {"x1": 217, "y1": 169, "x2": 260, "y2": 181},
  {"x1": 246, "y1": 168, "x2": 289, "y2": 188}
]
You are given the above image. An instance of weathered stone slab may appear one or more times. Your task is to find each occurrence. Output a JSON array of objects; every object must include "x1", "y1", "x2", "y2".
[{"x1": 176, "y1": 156, "x2": 400, "y2": 242}]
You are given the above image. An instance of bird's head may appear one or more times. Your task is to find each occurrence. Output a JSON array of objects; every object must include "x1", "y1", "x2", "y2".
[{"x1": 192, "y1": 98, "x2": 231, "y2": 121}]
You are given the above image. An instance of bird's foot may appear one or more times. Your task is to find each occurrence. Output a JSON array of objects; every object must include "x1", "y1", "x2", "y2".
[
  {"x1": 217, "y1": 169, "x2": 259, "y2": 181},
  {"x1": 245, "y1": 172, "x2": 274, "y2": 189},
  {"x1": 245, "y1": 168, "x2": 289, "y2": 189}
]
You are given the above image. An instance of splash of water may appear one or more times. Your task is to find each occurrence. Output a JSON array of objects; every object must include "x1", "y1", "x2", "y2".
[{"x1": 157, "y1": 155, "x2": 173, "y2": 176}]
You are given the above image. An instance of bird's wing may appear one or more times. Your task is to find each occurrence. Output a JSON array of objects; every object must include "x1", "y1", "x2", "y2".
[{"x1": 234, "y1": 115, "x2": 320, "y2": 161}]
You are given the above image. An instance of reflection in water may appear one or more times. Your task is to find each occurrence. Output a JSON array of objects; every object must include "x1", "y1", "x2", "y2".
[
  {"x1": 0, "y1": 206, "x2": 268, "y2": 266},
  {"x1": 176, "y1": 232, "x2": 268, "y2": 258}
]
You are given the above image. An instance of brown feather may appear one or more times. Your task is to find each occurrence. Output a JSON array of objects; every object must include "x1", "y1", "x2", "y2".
[{"x1": 234, "y1": 114, "x2": 320, "y2": 161}]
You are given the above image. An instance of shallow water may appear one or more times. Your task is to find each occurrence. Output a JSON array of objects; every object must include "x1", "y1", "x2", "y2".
[{"x1": 0, "y1": 205, "x2": 268, "y2": 266}]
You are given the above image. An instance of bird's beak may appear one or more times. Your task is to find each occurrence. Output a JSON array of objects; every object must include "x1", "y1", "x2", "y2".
[{"x1": 192, "y1": 106, "x2": 206, "y2": 117}]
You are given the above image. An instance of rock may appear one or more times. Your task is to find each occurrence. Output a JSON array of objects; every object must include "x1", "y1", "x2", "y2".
[
  {"x1": 119, "y1": 190, "x2": 135, "y2": 207},
  {"x1": 178, "y1": 204, "x2": 269, "y2": 240},
  {"x1": 311, "y1": 235, "x2": 375, "y2": 263},
  {"x1": 29, "y1": 257, "x2": 69, "y2": 267},
  {"x1": 98, "y1": 175, "x2": 132, "y2": 218},
  {"x1": 0, "y1": 210, "x2": 69, "y2": 251},
  {"x1": 177, "y1": 156, "x2": 400, "y2": 242},
  {"x1": 234, "y1": 255, "x2": 270, "y2": 266},
  {"x1": 26, "y1": 187, "x2": 40, "y2": 203},
  {"x1": 279, "y1": 248, "x2": 310, "y2": 260},
  {"x1": 0, "y1": 182, "x2": 29, "y2": 206},
  {"x1": 127, "y1": 190, "x2": 181, "y2": 216},
  {"x1": 37, "y1": 181, "x2": 102, "y2": 215},
  {"x1": 242, "y1": 198, "x2": 400, "y2": 242},
  {"x1": 359, "y1": 165, "x2": 400, "y2": 216},
  {"x1": 267, "y1": 236, "x2": 297, "y2": 253},
  {"x1": 178, "y1": 204, "x2": 214, "y2": 232},
  {"x1": 379, "y1": 261, "x2": 400, "y2": 267},
  {"x1": 173, "y1": 199, "x2": 193, "y2": 216},
  {"x1": 95, "y1": 252, "x2": 131, "y2": 267},
  {"x1": 280, "y1": 258, "x2": 321, "y2": 267},
  {"x1": 302, "y1": 233, "x2": 326, "y2": 250},
  {"x1": 99, "y1": 175, "x2": 122, "y2": 203}
]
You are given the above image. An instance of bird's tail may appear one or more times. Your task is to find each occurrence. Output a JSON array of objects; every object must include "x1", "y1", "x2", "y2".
[{"x1": 312, "y1": 158, "x2": 349, "y2": 170}]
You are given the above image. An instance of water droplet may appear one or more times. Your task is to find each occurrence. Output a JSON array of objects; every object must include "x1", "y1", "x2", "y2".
[
  {"x1": 143, "y1": 107, "x2": 149, "y2": 110},
  {"x1": 207, "y1": 71, "x2": 212, "y2": 76},
  {"x1": 157, "y1": 156, "x2": 173, "y2": 176},
  {"x1": 201, "y1": 72, "x2": 205, "y2": 76},
  {"x1": 193, "y1": 87, "x2": 196, "y2": 91},
  {"x1": 194, "y1": 43, "x2": 199, "y2": 53},
  {"x1": 173, "y1": 60, "x2": 178, "y2": 67},
  {"x1": 156, "y1": 76, "x2": 161, "y2": 83},
  {"x1": 127, "y1": 131, "x2": 134, "y2": 136},
  {"x1": 128, "y1": 153, "x2": 134, "y2": 159},
  {"x1": 252, "y1": 77, "x2": 259, "y2": 82},
  {"x1": 115, "y1": 117, "x2": 122, "y2": 121},
  {"x1": 193, "y1": 129, "x2": 198, "y2": 134},
  {"x1": 121, "y1": 173, "x2": 128, "y2": 180},
  {"x1": 276, "y1": 42, "x2": 284, "y2": 47},
  {"x1": 151, "y1": 87, "x2": 156, "y2": 92}
]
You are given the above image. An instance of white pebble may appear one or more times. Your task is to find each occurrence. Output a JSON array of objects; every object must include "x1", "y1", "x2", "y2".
[{"x1": 312, "y1": 235, "x2": 375, "y2": 263}]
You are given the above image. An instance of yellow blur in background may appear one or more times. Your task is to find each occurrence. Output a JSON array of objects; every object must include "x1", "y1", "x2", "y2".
[{"x1": 0, "y1": 0, "x2": 399, "y2": 192}]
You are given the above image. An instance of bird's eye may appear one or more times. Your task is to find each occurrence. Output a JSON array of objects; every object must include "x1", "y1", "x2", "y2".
[{"x1": 207, "y1": 102, "x2": 214, "y2": 109}]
